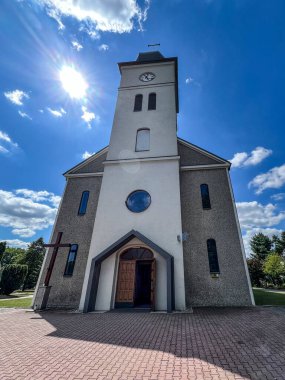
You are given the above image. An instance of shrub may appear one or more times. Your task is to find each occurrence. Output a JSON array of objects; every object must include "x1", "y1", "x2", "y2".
[{"x1": 0, "y1": 264, "x2": 28, "y2": 295}]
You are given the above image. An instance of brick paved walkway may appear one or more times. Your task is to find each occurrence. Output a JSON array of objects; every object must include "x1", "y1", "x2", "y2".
[{"x1": 0, "y1": 307, "x2": 285, "y2": 380}]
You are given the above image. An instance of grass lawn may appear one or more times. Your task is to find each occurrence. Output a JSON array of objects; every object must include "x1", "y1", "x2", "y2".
[
  {"x1": 0, "y1": 290, "x2": 34, "y2": 308},
  {"x1": 0, "y1": 297, "x2": 32, "y2": 308},
  {"x1": 253, "y1": 288, "x2": 285, "y2": 306}
]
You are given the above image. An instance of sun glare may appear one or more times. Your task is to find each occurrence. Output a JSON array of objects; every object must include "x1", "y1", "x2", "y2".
[{"x1": 59, "y1": 66, "x2": 88, "y2": 99}]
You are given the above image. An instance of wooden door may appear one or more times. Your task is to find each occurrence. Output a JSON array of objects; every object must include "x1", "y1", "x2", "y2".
[
  {"x1": 115, "y1": 260, "x2": 136, "y2": 304},
  {"x1": 150, "y1": 259, "x2": 156, "y2": 310}
]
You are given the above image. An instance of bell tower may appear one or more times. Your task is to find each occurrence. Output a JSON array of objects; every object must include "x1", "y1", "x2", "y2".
[
  {"x1": 80, "y1": 52, "x2": 186, "y2": 312},
  {"x1": 107, "y1": 51, "x2": 179, "y2": 160}
]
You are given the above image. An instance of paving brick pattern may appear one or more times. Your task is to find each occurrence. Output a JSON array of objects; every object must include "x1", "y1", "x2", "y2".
[{"x1": 0, "y1": 307, "x2": 285, "y2": 380}]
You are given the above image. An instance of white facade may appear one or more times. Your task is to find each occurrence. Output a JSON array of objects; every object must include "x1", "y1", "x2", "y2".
[{"x1": 79, "y1": 55, "x2": 186, "y2": 311}]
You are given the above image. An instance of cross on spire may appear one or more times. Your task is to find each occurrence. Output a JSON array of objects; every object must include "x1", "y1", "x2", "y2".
[{"x1": 148, "y1": 43, "x2": 160, "y2": 48}]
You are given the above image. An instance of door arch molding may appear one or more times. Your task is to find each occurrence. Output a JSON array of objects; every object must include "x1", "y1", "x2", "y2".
[{"x1": 83, "y1": 230, "x2": 174, "y2": 313}]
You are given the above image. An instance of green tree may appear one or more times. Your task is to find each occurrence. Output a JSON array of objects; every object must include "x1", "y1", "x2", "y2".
[
  {"x1": 272, "y1": 232, "x2": 285, "y2": 256},
  {"x1": 18, "y1": 238, "x2": 45, "y2": 290},
  {"x1": 0, "y1": 241, "x2": 7, "y2": 267},
  {"x1": 263, "y1": 253, "x2": 285, "y2": 287},
  {"x1": 1, "y1": 247, "x2": 26, "y2": 266},
  {"x1": 250, "y1": 233, "x2": 272, "y2": 261},
  {"x1": 0, "y1": 264, "x2": 28, "y2": 295},
  {"x1": 247, "y1": 257, "x2": 265, "y2": 287}
]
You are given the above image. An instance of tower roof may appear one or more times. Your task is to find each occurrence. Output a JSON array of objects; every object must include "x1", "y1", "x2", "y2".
[{"x1": 136, "y1": 51, "x2": 165, "y2": 63}]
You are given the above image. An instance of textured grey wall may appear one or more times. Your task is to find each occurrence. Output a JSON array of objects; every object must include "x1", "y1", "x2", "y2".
[
  {"x1": 178, "y1": 141, "x2": 223, "y2": 166},
  {"x1": 38, "y1": 176, "x2": 102, "y2": 309},
  {"x1": 72, "y1": 151, "x2": 107, "y2": 174},
  {"x1": 180, "y1": 168, "x2": 253, "y2": 306}
]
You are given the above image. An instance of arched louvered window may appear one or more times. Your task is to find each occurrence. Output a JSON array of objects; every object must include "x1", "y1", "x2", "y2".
[
  {"x1": 78, "y1": 191, "x2": 89, "y2": 215},
  {"x1": 207, "y1": 239, "x2": 220, "y2": 274},
  {"x1": 134, "y1": 94, "x2": 143, "y2": 111},
  {"x1": 135, "y1": 129, "x2": 150, "y2": 151},
  {"x1": 64, "y1": 244, "x2": 78, "y2": 276},
  {"x1": 120, "y1": 248, "x2": 153, "y2": 260},
  {"x1": 148, "y1": 93, "x2": 156, "y2": 110},
  {"x1": 200, "y1": 184, "x2": 211, "y2": 209}
]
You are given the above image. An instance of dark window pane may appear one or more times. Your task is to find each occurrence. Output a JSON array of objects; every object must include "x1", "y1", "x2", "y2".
[
  {"x1": 64, "y1": 244, "x2": 78, "y2": 276},
  {"x1": 134, "y1": 94, "x2": 143, "y2": 111},
  {"x1": 207, "y1": 239, "x2": 220, "y2": 273},
  {"x1": 78, "y1": 191, "x2": 89, "y2": 215},
  {"x1": 126, "y1": 190, "x2": 151, "y2": 213},
  {"x1": 148, "y1": 93, "x2": 156, "y2": 110},
  {"x1": 121, "y1": 248, "x2": 153, "y2": 260},
  {"x1": 200, "y1": 184, "x2": 211, "y2": 209}
]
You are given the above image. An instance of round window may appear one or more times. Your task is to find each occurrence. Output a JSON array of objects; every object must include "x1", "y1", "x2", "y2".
[{"x1": 126, "y1": 190, "x2": 151, "y2": 213}]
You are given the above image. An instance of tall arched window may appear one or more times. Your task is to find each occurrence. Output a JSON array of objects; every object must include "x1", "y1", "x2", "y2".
[
  {"x1": 200, "y1": 184, "x2": 211, "y2": 209},
  {"x1": 134, "y1": 94, "x2": 143, "y2": 111},
  {"x1": 64, "y1": 244, "x2": 78, "y2": 276},
  {"x1": 148, "y1": 93, "x2": 156, "y2": 110},
  {"x1": 207, "y1": 239, "x2": 220, "y2": 274},
  {"x1": 135, "y1": 129, "x2": 150, "y2": 151},
  {"x1": 78, "y1": 191, "x2": 89, "y2": 215}
]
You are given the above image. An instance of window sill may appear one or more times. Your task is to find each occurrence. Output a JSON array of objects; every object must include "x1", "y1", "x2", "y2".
[{"x1": 210, "y1": 273, "x2": 220, "y2": 278}]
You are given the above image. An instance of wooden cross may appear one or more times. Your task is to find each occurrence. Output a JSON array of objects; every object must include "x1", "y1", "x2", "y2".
[{"x1": 43, "y1": 232, "x2": 71, "y2": 286}]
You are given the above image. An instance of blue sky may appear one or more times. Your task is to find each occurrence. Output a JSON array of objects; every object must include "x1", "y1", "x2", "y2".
[{"x1": 0, "y1": 0, "x2": 285, "y2": 254}]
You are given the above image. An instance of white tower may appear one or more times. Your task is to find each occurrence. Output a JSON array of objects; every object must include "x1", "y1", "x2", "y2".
[{"x1": 79, "y1": 52, "x2": 186, "y2": 311}]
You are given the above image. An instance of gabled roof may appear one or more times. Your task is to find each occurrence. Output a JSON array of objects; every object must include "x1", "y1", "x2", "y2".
[
  {"x1": 63, "y1": 137, "x2": 230, "y2": 177},
  {"x1": 177, "y1": 137, "x2": 231, "y2": 167},
  {"x1": 63, "y1": 146, "x2": 108, "y2": 177}
]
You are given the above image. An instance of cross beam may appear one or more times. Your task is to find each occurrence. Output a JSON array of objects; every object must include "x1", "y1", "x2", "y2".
[{"x1": 43, "y1": 232, "x2": 71, "y2": 286}]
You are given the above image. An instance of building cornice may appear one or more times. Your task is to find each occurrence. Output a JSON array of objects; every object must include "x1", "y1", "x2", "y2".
[
  {"x1": 180, "y1": 164, "x2": 230, "y2": 171},
  {"x1": 65, "y1": 172, "x2": 104, "y2": 178},
  {"x1": 104, "y1": 155, "x2": 180, "y2": 165}
]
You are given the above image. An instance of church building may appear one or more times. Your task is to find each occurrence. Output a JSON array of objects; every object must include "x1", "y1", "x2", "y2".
[{"x1": 33, "y1": 51, "x2": 254, "y2": 312}]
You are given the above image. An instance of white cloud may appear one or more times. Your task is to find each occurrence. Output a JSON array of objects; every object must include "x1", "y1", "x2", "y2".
[
  {"x1": 82, "y1": 151, "x2": 95, "y2": 159},
  {"x1": 0, "y1": 239, "x2": 30, "y2": 249},
  {"x1": 18, "y1": 110, "x2": 32, "y2": 120},
  {"x1": 230, "y1": 147, "x2": 272, "y2": 168},
  {"x1": 47, "y1": 107, "x2": 66, "y2": 117},
  {"x1": 0, "y1": 131, "x2": 12, "y2": 144},
  {"x1": 39, "y1": 0, "x2": 150, "y2": 34},
  {"x1": 47, "y1": 6, "x2": 65, "y2": 29},
  {"x1": 0, "y1": 130, "x2": 19, "y2": 155},
  {"x1": 15, "y1": 189, "x2": 61, "y2": 207},
  {"x1": 98, "y1": 44, "x2": 109, "y2": 51},
  {"x1": 81, "y1": 106, "x2": 95, "y2": 128},
  {"x1": 0, "y1": 146, "x2": 9, "y2": 154},
  {"x1": 249, "y1": 164, "x2": 285, "y2": 194},
  {"x1": 242, "y1": 228, "x2": 283, "y2": 257},
  {"x1": 0, "y1": 189, "x2": 60, "y2": 238},
  {"x1": 236, "y1": 201, "x2": 285, "y2": 256},
  {"x1": 230, "y1": 152, "x2": 248, "y2": 168},
  {"x1": 72, "y1": 40, "x2": 83, "y2": 51},
  {"x1": 271, "y1": 193, "x2": 285, "y2": 201},
  {"x1": 236, "y1": 201, "x2": 285, "y2": 229},
  {"x1": 4, "y1": 89, "x2": 29, "y2": 106},
  {"x1": 185, "y1": 77, "x2": 193, "y2": 84}
]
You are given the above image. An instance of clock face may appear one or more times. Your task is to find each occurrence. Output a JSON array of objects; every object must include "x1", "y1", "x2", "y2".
[{"x1": 139, "y1": 72, "x2": 156, "y2": 82}]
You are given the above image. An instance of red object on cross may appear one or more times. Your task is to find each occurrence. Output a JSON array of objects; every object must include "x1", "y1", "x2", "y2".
[{"x1": 43, "y1": 232, "x2": 71, "y2": 286}]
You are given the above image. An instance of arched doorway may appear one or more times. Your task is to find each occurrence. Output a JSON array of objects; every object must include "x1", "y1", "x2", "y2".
[{"x1": 115, "y1": 247, "x2": 156, "y2": 310}]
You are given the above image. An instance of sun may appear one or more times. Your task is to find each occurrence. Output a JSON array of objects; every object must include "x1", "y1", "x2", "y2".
[{"x1": 59, "y1": 66, "x2": 88, "y2": 99}]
